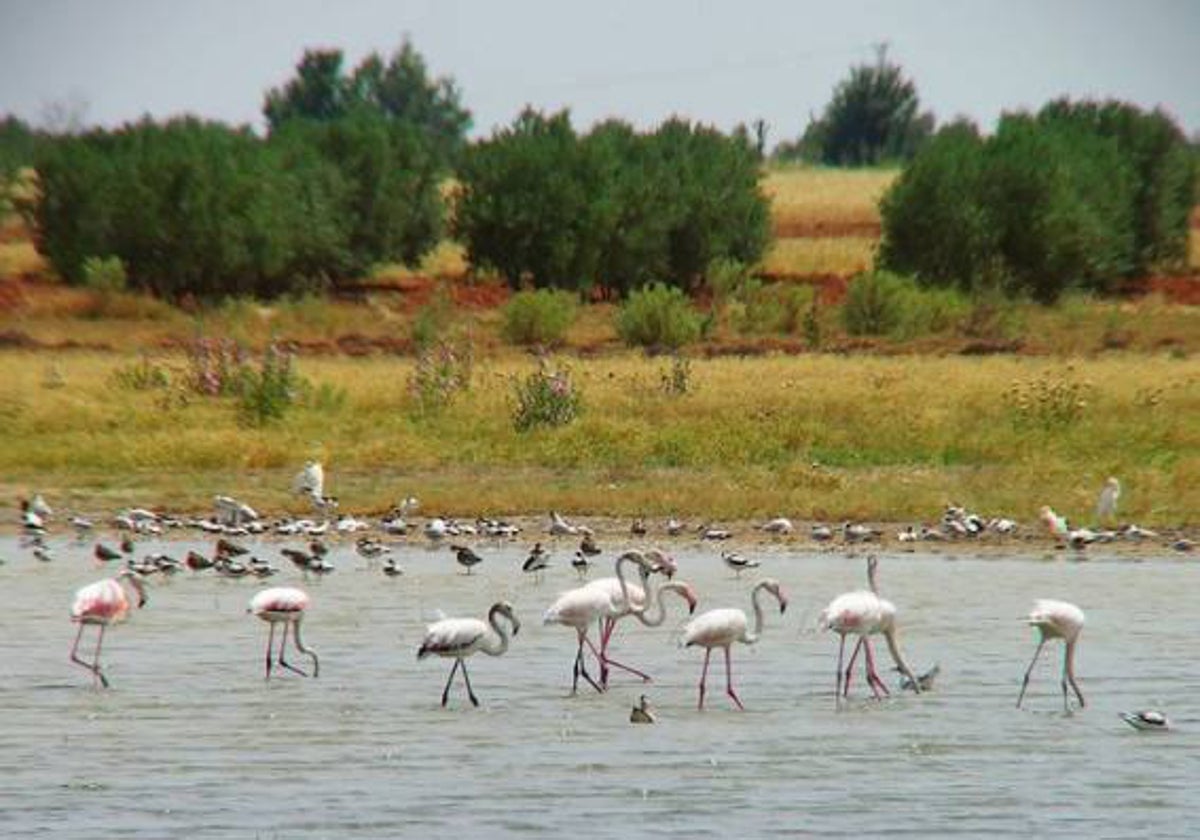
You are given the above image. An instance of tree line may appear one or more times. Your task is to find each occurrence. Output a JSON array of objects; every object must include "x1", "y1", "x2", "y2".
[{"x1": 1, "y1": 40, "x2": 1196, "y2": 304}]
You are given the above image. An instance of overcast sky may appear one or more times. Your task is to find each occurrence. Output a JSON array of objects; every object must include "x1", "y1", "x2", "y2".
[{"x1": 2, "y1": 0, "x2": 1197, "y2": 145}]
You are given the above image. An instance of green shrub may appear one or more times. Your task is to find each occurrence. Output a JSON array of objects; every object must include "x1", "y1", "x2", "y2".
[
  {"x1": 511, "y1": 357, "x2": 581, "y2": 431},
  {"x1": 237, "y1": 344, "x2": 306, "y2": 426},
  {"x1": 81, "y1": 255, "x2": 127, "y2": 293},
  {"x1": 408, "y1": 338, "x2": 473, "y2": 416},
  {"x1": 110, "y1": 355, "x2": 171, "y2": 391},
  {"x1": 615, "y1": 282, "x2": 703, "y2": 349},
  {"x1": 841, "y1": 271, "x2": 908, "y2": 336},
  {"x1": 501, "y1": 288, "x2": 578, "y2": 346}
]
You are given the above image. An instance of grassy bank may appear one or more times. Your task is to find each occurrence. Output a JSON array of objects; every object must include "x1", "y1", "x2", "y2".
[{"x1": 4, "y1": 350, "x2": 1197, "y2": 526}]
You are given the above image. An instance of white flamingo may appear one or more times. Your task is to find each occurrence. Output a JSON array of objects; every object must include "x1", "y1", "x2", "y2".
[
  {"x1": 543, "y1": 552, "x2": 652, "y2": 694},
  {"x1": 1017, "y1": 599, "x2": 1085, "y2": 712},
  {"x1": 680, "y1": 578, "x2": 788, "y2": 710},
  {"x1": 69, "y1": 568, "x2": 148, "y2": 688},
  {"x1": 248, "y1": 587, "x2": 320, "y2": 679},
  {"x1": 418, "y1": 602, "x2": 520, "y2": 707},
  {"x1": 586, "y1": 548, "x2": 680, "y2": 686},
  {"x1": 818, "y1": 556, "x2": 921, "y2": 704}
]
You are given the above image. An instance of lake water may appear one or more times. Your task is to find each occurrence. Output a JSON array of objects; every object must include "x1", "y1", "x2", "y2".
[{"x1": 1, "y1": 535, "x2": 1196, "y2": 838}]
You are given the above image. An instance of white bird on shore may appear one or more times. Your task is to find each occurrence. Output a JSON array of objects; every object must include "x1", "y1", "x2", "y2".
[
  {"x1": 1096, "y1": 477, "x2": 1120, "y2": 526},
  {"x1": 758, "y1": 517, "x2": 794, "y2": 535},
  {"x1": 292, "y1": 460, "x2": 324, "y2": 498},
  {"x1": 548, "y1": 511, "x2": 582, "y2": 536}
]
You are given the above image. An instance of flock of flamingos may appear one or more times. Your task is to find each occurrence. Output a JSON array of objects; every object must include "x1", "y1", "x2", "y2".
[{"x1": 12, "y1": 468, "x2": 1179, "y2": 730}]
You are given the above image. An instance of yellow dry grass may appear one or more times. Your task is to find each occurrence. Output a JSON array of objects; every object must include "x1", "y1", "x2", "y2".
[
  {"x1": 3, "y1": 350, "x2": 1197, "y2": 525},
  {"x1": 760, "y1": 237, "x2": 876, "y2": 276},
  {"x1": 761, "y1": 166, "x2": 896, "y2": 233}
]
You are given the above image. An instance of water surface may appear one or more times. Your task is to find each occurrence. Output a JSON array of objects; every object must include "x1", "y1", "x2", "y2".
[{"x1": 1, "y1": 536, "x2": 1195, "y2": 837}]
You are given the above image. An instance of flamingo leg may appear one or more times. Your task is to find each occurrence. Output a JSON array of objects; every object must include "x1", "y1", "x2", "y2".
[
  {"x1": 460, "y1": 659, "x2": 480, "y2": 707},
  {"x1": 724, "y1": 646, "x2": 744, "y2": 710},
  {"x1": 697, "y1": 648, "x2": 712, "y2": 710},
  {"x1": 1062, "y1": 644, "x2": 1085, "y2": 712},
  {"x1": 277, "y1": 622, "x2": 309, "y2": 677},
  {"x1": 264, "y1": 621, "x2": 276, "y2": 679},
  {"x1": 70, "y1": 623, "x2": 106, "y2": 688},
  {"x1": 441, "y1": 658, "x2": 460, "y2": 706},
  {"x1": 91, "y1": 624, "x2": 109, "y2": 689},
  {"x1": 1016, "y1": 639, "x2": 1046, "y2": 708},
  {"x1": 291, "y1": 619, "x2": 320, "y2": 678},
  {"x1": 862, "y1": 639, "x2": 890, "y2": 699},
  {"x1": 844, "y1": 637, "x2": 864, "y2": 697},
  {"x1": 597, "y1": 617, "x2": 611, "y2": 686},
  {"x1": 572, "y1": 632, "x2": 603, "y2": 694},
  {"x1": 835, "y1": 633, "x2": 847, "y2": 704}
]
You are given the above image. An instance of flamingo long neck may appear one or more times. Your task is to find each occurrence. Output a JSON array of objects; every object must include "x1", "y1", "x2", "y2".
[
  {"x1": 883, "y1": 628, "x2": 920, "y2": 693},
  {"x1": 615, "y1": 552, "x2": 648, "y2": 610},
  {"x1": 484, "y1": 607, "x2": 514, "y2": 656},
  {"x1": 119, "y1": 572, "x2": 147, "y2": 608},
  {"x1": 867, "y1": 558, "x2": 880, "y2": 594},
  {"x1": 632, "y1": 581, "x2": 686, "y2": 627},
  {"x1": 745, "y1": 582, "x2": 772, "y2": 643}
]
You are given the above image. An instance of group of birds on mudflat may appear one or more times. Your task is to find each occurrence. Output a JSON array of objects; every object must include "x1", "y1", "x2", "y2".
[{"x1": 13, "y1": 468, "x2": 1185, "y2": 731}]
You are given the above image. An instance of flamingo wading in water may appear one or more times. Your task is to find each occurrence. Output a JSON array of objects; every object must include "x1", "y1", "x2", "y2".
[
  {"x1": 1016, "y1": 599, "x2": 1085, "y2": 712},
  {"x1": 249, "y1": 587, "x2": 320, "y2": 679},
  {"x1": 544, "y1": 551, "x2": 654, "y2": 694},
  {"x1": 69, "y1": 569, "x2": 147, "y2": 688},
  {"x1": 818, "y1": 556, "x2": 922, "y2": 704},
  {"x1": 417, "y1": 601, "x2": 520, "y2": 707},
  {"x1": 681, "y1": 578, "x2": 788, "y2": 710}
]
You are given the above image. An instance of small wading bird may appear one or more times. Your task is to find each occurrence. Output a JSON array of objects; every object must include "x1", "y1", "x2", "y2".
[
  {"x1": 248, "y1": 587, "x2": 320, "y2": 679},
  {"x1": 451, "y1": 544, "x2": 483, "y2": 575},
  {"x1": 1120, "y1": 710, "x2": 1170, "y2": 731},
  {"x1": 818, "y1": 556, "x2": 922, "y2": 704},
  {"x1": 630, "y1": 694, "x2": 656, "y2": 724},
  {"x1": 69, "y1": 569, "x2": 148, "y2": 688},
  {"x1": 417, "y1": 601, "x2": 520, "y2": 707},
  {"x1": 722, "y1": 550, "x2": 760, "y2": 578},
  {"x1": 1017, "y1": 599, "x2": 1085, "y2": 712},
  {"x1": 522, "y1": 542, "x2": 550, "y2": 581},
  {"x1": 680, "y1": 578, "x2": 788, "y2": 710}
]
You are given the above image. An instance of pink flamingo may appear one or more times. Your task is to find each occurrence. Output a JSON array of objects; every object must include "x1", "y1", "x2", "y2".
[
  {"x1": 588, "y1": 548, "x2": 682, "y2": 686},
  {"x1": 818, "y1": 556, "x2": 921, "y2": 704},
  {"x1": 417, "y1": 601, "x2": 520, "y2": 707},
  {"x1": 248, "y1": 587, "x2": 320, "y2": 679},
  {"x1": 543, "y1": 552, "x2": 652, "y2": 694},
  {"x1": 69, "y1": 568, "x2": 147, "y2": 688},
  {"x1": 680, "y1": 578, "x2": 788, "y2": 710},
  {"x1": 1017, "y1": 599, "x2": 1086, "y2": 712}
]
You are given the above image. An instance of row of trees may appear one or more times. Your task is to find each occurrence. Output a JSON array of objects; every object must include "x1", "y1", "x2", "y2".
[
  {"x1": 3, "y1": 38, "x2": 1196, "y2": 303},
  {"x1": 879, "y1": 99, "x2": 1196, "y2": 302}
]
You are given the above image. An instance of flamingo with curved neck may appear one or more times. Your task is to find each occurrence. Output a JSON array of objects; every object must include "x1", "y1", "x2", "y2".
[
  {"x1": 680, "y1": 578, "x2": 788, "y2": 710},
  {"x1": 418, "y1": 601, "x2": 521, "y2": 707},
  {"x1": 544, "y1": 552, "x2": 652, "y2": 694},
  {"x1": 590, "y1": 549, "x2": 684, "y2": 687}
]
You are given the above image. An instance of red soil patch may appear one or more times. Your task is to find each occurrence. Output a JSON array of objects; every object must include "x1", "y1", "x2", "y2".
[
  {"x1": 772, "y1": 219, "x2": 881, "y2": 239},
  {"x1": 1120, "y1": 275, "x2": 1200, "y2": 306}
]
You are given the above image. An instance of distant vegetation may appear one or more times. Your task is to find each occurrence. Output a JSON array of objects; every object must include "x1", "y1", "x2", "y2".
[
  {"x1": 880, "y1": 101, "x2": 1195, "y2": 302},
  {"x1": 0, "y1": 38, "x2": 1196, "y2": 320}
]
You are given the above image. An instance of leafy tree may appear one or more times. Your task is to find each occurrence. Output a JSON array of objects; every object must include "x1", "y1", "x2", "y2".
[
  {"x1": 264, "y1": 38, "x2": 471, "y2": 170},
  {"x1": 0, "y1": 114, "x2": 38, "y2": 181},
  {"x1": 794, "y1": 46, "x2": 934, "y2": 166},
  {"x1": 454, "y1": 108, "x2": 598, "y2": 290},
  {"x1": 263, "y1": 49, "x2": 350, "y2": 129},
  {"x1": 1036, "y1": 99, "x2": 1195, "y2": 273}
]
